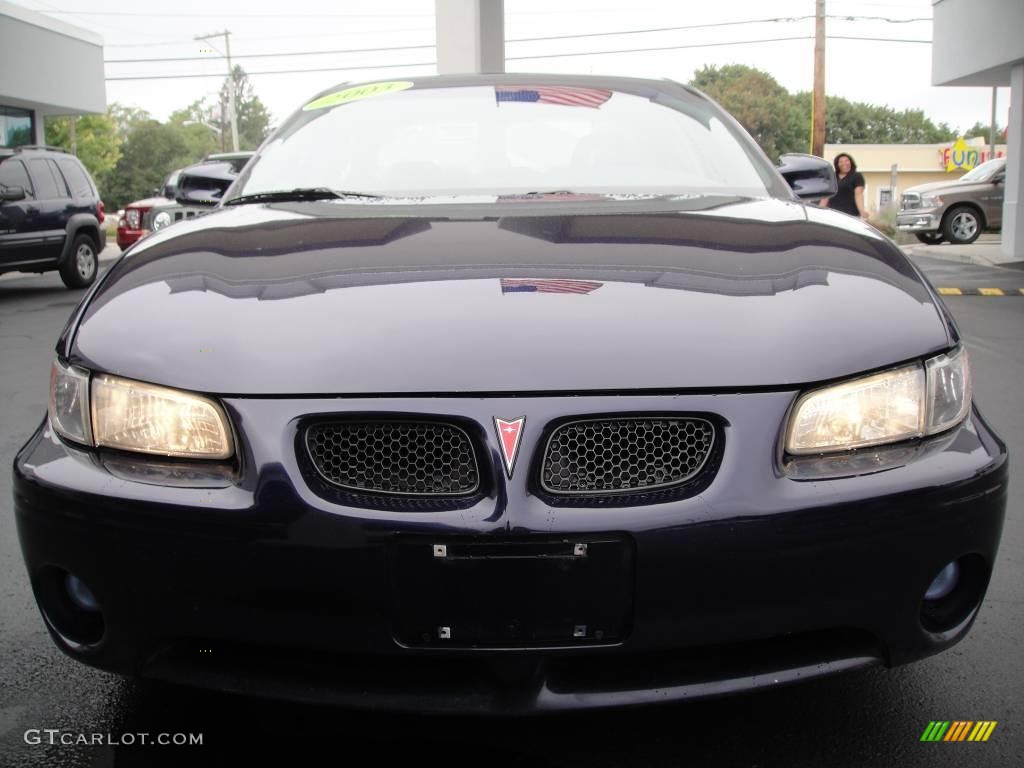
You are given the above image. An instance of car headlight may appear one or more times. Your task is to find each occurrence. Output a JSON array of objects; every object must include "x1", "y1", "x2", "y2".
[
  {"x1": 921, "y1": 193, "x2": 943, "y2": 208},
  {"x1": 49, "y1": 360, "x2": 92, "y2": 445},
  {"x1": 786, "y1": 346, "x2": 970, "y2": 455},
  {"x1": 151, "y1": 211, "x2": 172, "y2": 230},
  {"x1": 125, "y1": 208, "x2": 141, "y2": 229},
  {"x1": 48, "y1": 361, "x2": 233, "y2": 459}
]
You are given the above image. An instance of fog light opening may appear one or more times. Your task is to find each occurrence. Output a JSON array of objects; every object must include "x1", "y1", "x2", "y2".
[
  {"x1": 924, "y1": 560, "x2": 960, "y2": 601},
  {"x1": 65, "y1": 573, "x2": 101, "y2": 612},
  {"x1": 920, "y1": 555, "x2": 988, "y2": 635},
  {"x1": 36, "y1": 567, "x2": 106, "y2": 648}
]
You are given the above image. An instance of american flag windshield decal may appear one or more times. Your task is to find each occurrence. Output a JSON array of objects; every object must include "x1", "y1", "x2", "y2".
[
  {"x1": 500, "y1": 278, "x2": 603, "y2": 294},
  {"x1": 495, "y1": 86, "x2": 613, "y2": 109}
]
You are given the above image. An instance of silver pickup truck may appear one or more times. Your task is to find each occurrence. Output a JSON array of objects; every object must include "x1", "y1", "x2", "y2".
[{"x1": 897, "y1": 157, "x2": 1005, "y2": 245}]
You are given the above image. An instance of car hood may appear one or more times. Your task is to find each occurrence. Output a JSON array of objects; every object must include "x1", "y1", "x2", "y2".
[
  {"x1": 902, "y1": 179, "x2": 989, "y2": 196},
  {"x1": 68, "y1": 197, "x2": 949, "y2": 395},
  {"x1": 123, "y1": 196, "x2": 170, "y2": 211}
]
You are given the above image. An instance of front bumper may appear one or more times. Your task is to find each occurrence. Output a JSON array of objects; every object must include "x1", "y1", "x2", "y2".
[
  {"x1": 115, "y1": 226, "x2": 144, "y2": 250},
  {"x1": 12, "y1": 392, "x2": 1008, "y2": 713},
  {"x1": 896, "y1": 211, "x2": 941, "y2": 232}
]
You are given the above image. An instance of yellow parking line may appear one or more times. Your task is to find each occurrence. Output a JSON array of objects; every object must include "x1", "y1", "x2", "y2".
[
  {"x1": 978, "y1": 288, "x2": 1005, "y2": 296},
  {"x1": 937, "y1": 288, "x2": 962, "y2": 295}
]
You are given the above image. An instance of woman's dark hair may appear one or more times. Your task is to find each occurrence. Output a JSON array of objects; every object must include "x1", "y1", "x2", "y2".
[{"x1": 833, "y1": 153, "x2": 857, "y2": 174}]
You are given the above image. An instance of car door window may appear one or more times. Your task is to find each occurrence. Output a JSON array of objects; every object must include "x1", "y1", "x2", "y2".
[
  {"x1": 26, "y1": 158, "x2": 62, "y2": 200},
  {"x1": 0, "y1": 158, "x2": 33, "y2": 196},
  {"x1": 57, "y1": 159, "x2": 93, "y2": 199},
  {"x1": 47, "y1": 159, "x2": 71, "y2": 198}
]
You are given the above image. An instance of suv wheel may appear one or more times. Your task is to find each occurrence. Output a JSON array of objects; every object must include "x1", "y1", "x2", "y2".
[
  {"x1": 942, "y1": 206, "x2": 982, "y2": 245},
  {"x1": 915, "y1": 232, "x2": 945, "y2": 245},
  {"x1": 59, "y1": 234, "x2": 99, "y2": 289}
]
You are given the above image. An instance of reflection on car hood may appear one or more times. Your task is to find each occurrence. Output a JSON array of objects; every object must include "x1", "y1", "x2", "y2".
[
  {"x1": 69, "y1": 198, "x2": 949, "y2": 395},
  {"x1": 901, "y1": 179, "x2": 990, "y2": 195}
]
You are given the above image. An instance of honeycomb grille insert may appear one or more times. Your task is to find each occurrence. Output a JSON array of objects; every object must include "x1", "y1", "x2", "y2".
[
  {"x1": 540, "y1": 417, "x2": 715, "y2": 495},
  {"x1": 305, "y1": 421, "x2": 479, "y2": 496}
]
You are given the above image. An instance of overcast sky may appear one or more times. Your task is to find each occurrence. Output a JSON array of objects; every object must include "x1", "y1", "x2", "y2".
[{"x1": 13, "y1": 0, "x2": 1011, "y2": 137}]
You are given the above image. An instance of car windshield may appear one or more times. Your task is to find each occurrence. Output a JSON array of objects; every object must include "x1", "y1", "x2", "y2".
[
  {"x1": 960, "y1": 157, "x2": 1004, "y2": 182},
  {"x1": 229, "y1": 81, "x2": 778, "y2": 201}
]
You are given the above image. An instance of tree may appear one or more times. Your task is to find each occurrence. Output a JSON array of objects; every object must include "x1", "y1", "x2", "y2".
[
  {"x1": 792, "y1": 92, "x2": 956, "y2": 144},
  {"x1": 108, "y1": 103, "x2": 152, "y2": 141},
  {"x1": 103, "y1": 121, "x2": 191, "y2": 209},
  {"x1": 168, "y1": 101, "x2": 223, "y2": 160},
  {"x1": 44, "y1": 110, "x2": 123, "y2": 197},
  {"x1": 963, "y1": 121, "x2": 1004, "y2": 141},
  {"x1": 690, "y1": 65, "x2": 807, "y2": 161},
  {"x1": 218, "y1": 66, "x2": 272, "y2": 151}
]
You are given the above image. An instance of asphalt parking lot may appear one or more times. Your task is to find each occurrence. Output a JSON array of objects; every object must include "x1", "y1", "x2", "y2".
[{"x1": 0, "y1": 251, "x2": 1021, "y2": 767}]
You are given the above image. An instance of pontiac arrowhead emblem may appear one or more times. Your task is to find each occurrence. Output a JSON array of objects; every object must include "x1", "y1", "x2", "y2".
[{"x1": 493, "y1": 416, "x2": 526, "y2": 479}]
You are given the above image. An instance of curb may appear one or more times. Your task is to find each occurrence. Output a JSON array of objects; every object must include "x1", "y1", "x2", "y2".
[{"x1": 935, "y1": 287, "x2": 1024, "y2": 296}]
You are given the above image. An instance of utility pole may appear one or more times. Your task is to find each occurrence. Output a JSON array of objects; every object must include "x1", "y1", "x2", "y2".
[
  {"x1": 195, "y1": 30, "x2": 239, "y2": 152},
  {"x1": 811, "y1": 0, "x2": 826, "y2": 157}
]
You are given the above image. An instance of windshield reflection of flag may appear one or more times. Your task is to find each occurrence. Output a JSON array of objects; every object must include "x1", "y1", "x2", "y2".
[
  {"x1": 494, "y1": 86, "x2": 612, "y2": 109},
  {"x1": 500, "y1": 278, "x2": 603, "y2": 294}
]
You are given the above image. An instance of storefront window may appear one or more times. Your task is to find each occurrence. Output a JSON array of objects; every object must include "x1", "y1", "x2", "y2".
[{"x1": 1, "y1": 106, "x2": 34, "y2": 148}]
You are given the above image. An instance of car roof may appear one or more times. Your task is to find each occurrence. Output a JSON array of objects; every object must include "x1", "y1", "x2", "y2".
[{"x1": 304, "y1": 72, "x2": 704, "y2": 107}]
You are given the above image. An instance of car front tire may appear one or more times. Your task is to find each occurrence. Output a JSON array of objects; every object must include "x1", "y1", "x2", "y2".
[
  {"x1": 59, "y1": 234, "x2": 99, "y2": 289},
  {"x1": 942, "y1": 206, "x2": 982, "y2": 245},
  {"x1": 915, "y1": 232, "x2": 945, "y2": 245}
]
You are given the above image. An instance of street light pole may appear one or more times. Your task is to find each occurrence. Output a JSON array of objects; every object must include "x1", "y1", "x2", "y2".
[{"x1": 195, "y1": 29, "x2": 239, "y2": 152}]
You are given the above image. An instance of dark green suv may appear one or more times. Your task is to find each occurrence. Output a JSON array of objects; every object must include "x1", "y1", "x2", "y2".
[{"x1": 0, "y1": 145, "x2": 106, "y2": 288}]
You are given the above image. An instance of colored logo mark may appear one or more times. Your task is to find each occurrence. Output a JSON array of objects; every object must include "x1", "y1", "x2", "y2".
[
  {"x1": 920, "y1": 721, "x2": 997, "y2": 742},
  {"x1": 303, "y1": 81, "x2": 414, "y2": 111},
  {"x1": 493, "y1": 416, "x2": 526, "y2": 479}
]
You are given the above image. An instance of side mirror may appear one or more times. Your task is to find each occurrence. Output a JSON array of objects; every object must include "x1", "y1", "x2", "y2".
[
  {"x1": 1, "y1": 185, "x2": 27, "y2": 202},
  {"x1": 992, "y1": 173, "x2": 1005, "y2": 185},
  {"x1": 174, "y1": 161, "x2": 238, "y2": 208},
  {"x1": 777, "y1": 153, "x2": 838, "y2": 201}
]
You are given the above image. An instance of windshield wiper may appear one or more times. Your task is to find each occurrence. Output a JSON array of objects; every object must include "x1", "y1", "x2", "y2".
[{"x1": 223, "y1": 187, "x2": 382, "y2": 206}]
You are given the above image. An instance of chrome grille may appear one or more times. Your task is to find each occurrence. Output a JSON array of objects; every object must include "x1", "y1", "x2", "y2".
[
  {"x1": 540, "y1": 417, "x2": 715, "y2": 495},
  {"x1": 306, "y1": 421, "x2": 479, "y2": 496},
  {"x1": 900, "y1": 193, "x2": 921, "y2": 210}
]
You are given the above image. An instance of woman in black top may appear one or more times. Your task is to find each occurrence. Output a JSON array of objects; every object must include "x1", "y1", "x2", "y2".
[{"x1": 819, "y1": 152, "x2": 869, "y2": 219}]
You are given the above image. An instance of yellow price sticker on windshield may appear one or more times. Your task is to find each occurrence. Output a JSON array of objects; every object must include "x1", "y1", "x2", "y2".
[{"x1": 303, "y1": 81, "x2": 414, "y2": 111}]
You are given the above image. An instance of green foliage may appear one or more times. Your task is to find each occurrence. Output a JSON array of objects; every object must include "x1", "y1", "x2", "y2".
[
  {"x1": 792, "y1": 92, "x2": 957, "y2": 144},
  {"x1": 221, "y1": 66, "x2": 273, "y2": 151},
  {"x1": 963, "y1": 121, "x2": 1004, "y2": 141},
  {"x1": 103, "y1": 121, "x2": 191, "y2": 209},
  {"x1": 690, "y1": 65, "x2": 961, "y2": 157},
  {"x1": 44, "y1": 110, "x2": 123, "y2": 196},
  {"x1": 39, "y1": 70, "x2": 273, "y2": 208},
  {"x1": 690, "y1": 65, "x2": 807, "y2": 161},
  {"x1": 168, "y1": 102, "x2": 222, "y2": 159}
]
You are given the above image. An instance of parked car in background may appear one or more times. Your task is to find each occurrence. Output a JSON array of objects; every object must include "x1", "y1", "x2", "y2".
[
  {"x1": 897, "y1": 157, "x2": 1005, "y2": 245},
  {"x1": 115, "y1": 167, "x2": 182, "y2": 250},
  {"x1": 117, "y1": 151, "x2": 254, "y2": 250},
  {"x1": 0, "y1": 145, "x2": 105, "y2": 288}
]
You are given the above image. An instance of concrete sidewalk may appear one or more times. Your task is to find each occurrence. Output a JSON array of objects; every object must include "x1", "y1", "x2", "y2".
[{"x1": 899, "y1": 234, "x2": 1022, "y2": 269}]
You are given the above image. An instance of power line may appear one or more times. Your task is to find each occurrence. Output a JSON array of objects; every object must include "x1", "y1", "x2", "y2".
[
  {"x1": 103, "y1": 15, "x2": 930, "y2": 65},
  {"x1": 106, "y1": 43, "x2": 436, "y2": 64},
  {"x1": 105, "y1": 34, "x2": 931, "y2": 82}
]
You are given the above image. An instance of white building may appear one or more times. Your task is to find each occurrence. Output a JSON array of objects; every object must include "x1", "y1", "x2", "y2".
[
  {"x1": 933, "y1": 0, "x2": 1024, "y2": 258},
  {"x1": 0, "y1": 0, "x2": 105, "y2": 147}
]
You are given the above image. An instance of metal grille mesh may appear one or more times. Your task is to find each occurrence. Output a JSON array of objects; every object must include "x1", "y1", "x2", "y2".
[
  {"x1": 306, "y1": 421, "x2": 479, "y2": 495},
  {"x1": 541, "y1": 418, "x2": 715, "y2": 495}
]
